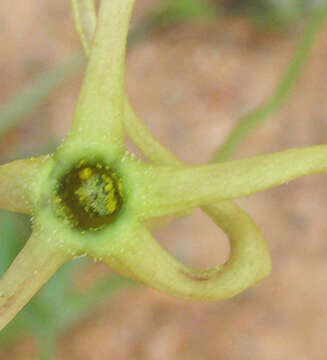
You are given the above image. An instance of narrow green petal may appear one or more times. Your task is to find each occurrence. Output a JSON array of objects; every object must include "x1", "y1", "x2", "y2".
[
  {"x1": 0, "y1": 156, "x2": 46, "y2": 214},
  {"x1": 98, "y1": 221, "x2": 269, "y2": 301},
  {"x1": 70, "y1": 0, "x2": 135, "y2": 153},
  {"x1": 71, "y1": 0, "x2": 97, "y2": 56},
  {"x1": 0, "y1": 230, "x2": 71, "y2": 331},
  {"x1": 141, "y1": 145, "x2": 327, "y2": 218}
]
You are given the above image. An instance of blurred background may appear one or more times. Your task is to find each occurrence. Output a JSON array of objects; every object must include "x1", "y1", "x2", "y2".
[{"x1": 1, "y1": 0, "x2": 327, "y2": 359}]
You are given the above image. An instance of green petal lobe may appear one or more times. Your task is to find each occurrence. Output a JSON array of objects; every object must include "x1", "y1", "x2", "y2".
[
  {"x1": 0, "y1": 229, "x2": 71, "y2": 331},
  {"x1": 141, "y1": 145, "x2": 327, "y2": 218},
  {"x1": 71, "y1": 0, "x2": 135, "y2": 153},
  {"x1": 0, "y1": 156, "x2": 46, "y2": 215}
]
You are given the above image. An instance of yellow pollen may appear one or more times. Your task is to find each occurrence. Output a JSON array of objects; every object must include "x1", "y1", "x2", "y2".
[
  {"x1": 56, "y1": 162, "x2": 123, "y2": 230},
  {"x1": 105, "y1": 182, "x2": 113, "y2": 192},
  {"x1": 79, "y1": 167, "x2": 93, "y2": 180},
  {"x1": 117, "y1": 181, "x2": 123, "y2": 193},
  {"x1": 107, "y1": 198, "x2": 117, "y2": 213}
]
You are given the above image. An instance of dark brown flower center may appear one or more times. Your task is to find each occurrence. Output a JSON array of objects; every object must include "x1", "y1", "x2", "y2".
[{"x1": 55, "y1": 162, "x2": 123, "y2": 231}]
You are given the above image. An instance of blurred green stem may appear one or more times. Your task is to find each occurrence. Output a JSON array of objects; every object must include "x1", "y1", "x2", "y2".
[
  {"x1": 0, "y1": 55, "x2": 85, "y2": 137},
  {"x1": 212, "y1": 2, "x2": 327, "y2": 162},
  {"x1": 57, "y1": 275, "x2": 133, "y2": 332},
  {"x1": 37, "y1": 336, "x2": 55, "y2": 360}
]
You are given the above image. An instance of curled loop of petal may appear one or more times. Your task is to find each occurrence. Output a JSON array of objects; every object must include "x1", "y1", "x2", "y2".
[
  {"x1": 122, "y1": 105, "x2": 273, "y2": 299},
  {"x1": 99, "y1": 215, "x2": 270, "y2": 300}
]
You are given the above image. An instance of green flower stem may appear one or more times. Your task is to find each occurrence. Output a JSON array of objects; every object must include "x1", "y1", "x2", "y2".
[
  {"x1": 143, "y1": 145, "x2": 327, "y2": 218},
  {"x1": 0, "y1": 230, "x2": 70, "y2": 331},
  {"x1": 0, "y1": 156, "x2": 46, "y2": 214},
  {"x1": 212, "y1": 2, "x2": 327, "y2": 162},
  {"x1": 70, "y1": 0, "x2": 135, "y2": 152}
]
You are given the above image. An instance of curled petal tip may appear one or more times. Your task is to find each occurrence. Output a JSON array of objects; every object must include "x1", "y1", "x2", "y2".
[{"x1": 99, "y1": 215, "x2": 271, "y2": 301}]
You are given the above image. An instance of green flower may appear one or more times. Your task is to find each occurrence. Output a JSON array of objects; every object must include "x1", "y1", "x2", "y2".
[{"x1": 0, "y1": 0, "x2": 326, "y2": 332}]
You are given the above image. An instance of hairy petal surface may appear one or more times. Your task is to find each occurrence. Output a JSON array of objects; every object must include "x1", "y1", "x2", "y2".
[
  {"x1": 0, "y1": 156, "x2": 46, "y2": 214},
  {"x1": 0, "y1": 228, "x2": 71, "y2": 331},
  {"x1": 141, "y1": 145, "x2": 327, "y2": 218},
  {"x1": 70, "y1": 0, "x2": 135, "y2": 152}
]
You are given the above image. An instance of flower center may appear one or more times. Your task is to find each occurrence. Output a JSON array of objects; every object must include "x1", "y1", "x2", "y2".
[{"x1": 56, "y1": 162, "x2": 123, "y2": 231}]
